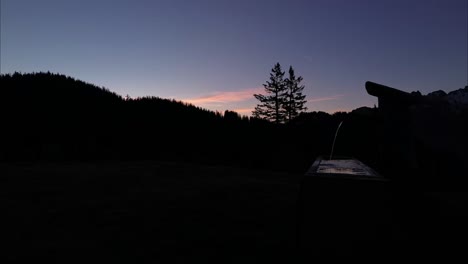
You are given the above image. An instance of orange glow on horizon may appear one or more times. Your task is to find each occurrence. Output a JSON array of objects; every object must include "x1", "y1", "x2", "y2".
[
  {"x1": 183, "y1": 88, "x2": 346, "y2": 116},
  {"x1": 232, "y1": 108, "x2": 254, "y2": 115},
  {"x1": 183, "y1": 87, "x2": 263, "y2": 105}
]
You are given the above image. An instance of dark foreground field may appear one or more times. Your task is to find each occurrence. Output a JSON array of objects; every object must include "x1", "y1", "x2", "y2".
[
  {"x1": 3, "y1": 161, "x2": 468, "y2": 262},
  {"x1": 2, "y1": 162, "x2": 301, "y2": 262}
]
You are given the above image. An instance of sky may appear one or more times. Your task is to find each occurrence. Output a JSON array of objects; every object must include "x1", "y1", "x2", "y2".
[{"x1": 1, "y1": 0, "x2": 467, "y2": 114}]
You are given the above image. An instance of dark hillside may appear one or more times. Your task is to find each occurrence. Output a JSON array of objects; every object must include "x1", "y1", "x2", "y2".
[{"x1": 0, "y1": 72, "x2": 382, "y2": 173}]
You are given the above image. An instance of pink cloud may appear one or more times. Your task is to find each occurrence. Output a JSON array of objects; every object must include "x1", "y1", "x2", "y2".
[
  {"x1": 307, "y1": 94, "x2": 345, "y2": 102},
  {"x1": 232, "y1": 108, "x2": 254, "y2": 115},
  {"x1": 183, "y1": 88, "x2": 345, "y2": 116},
  {"x1": 183, "y1": 87, "x2": 263, "y2": 105}
]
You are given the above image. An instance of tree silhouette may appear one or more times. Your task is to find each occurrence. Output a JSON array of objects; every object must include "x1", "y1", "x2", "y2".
[
  {"x1": 284, "y1": 66, "x2": 307, "y2": 122},
  {"x1": 252, "y1": 63, "x2": 287, "y2": 124}
]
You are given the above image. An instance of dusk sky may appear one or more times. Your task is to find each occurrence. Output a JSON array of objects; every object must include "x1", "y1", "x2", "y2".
[{"x1": 1, "y1": 0, "x2": 466, "y2": 114}]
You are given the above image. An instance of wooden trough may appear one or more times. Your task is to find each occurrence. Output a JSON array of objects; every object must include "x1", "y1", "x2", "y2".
[{"x1": 297, "y1": 156, "x2": 390, "y2": 255}]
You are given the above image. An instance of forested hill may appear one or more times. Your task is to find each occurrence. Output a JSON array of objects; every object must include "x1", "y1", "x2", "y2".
[
  {"x1": 0, "y1": 72, "x2": 380, "y2": 173},
  {"x1": 0, "y1": 72, "x2": 230, "y2": 122}
]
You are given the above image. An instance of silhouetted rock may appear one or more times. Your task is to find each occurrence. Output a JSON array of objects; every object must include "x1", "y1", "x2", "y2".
[{"x1": 427, "y1": 90, "x2": 447, "y2": 97}]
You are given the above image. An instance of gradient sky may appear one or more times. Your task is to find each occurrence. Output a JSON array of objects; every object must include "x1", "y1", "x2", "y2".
[{"x1": 1, "y1": 0, "x2": 467, "y2": 114}]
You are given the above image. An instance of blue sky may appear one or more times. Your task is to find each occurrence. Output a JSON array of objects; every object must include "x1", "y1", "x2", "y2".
[{"x1": 1, "y1": 0, "x2": 466, "y2": 114}]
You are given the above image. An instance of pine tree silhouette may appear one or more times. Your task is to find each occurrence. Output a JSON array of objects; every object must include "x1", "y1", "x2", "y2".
[
  {"x1": 284, "y1": 66, "x2": 307, "y2": 122},
  {"x1": 252, "y1": 63, "x2": 287, "y2": 124}
]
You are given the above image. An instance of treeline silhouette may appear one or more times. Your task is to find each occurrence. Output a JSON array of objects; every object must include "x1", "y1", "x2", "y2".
[{"x1": 0, "y1": 72, "x2": 382, "y2": 173}]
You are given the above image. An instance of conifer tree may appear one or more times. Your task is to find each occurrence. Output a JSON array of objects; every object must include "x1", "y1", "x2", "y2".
[
  {"x1": 252, "y1": 63, "x2": 287, "y2": 124},
  {"x1": 284, "y1": 66, "x2": 307, "y2": 122}
]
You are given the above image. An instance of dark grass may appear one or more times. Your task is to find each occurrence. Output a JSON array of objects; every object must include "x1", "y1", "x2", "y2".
[
  {"x1": 3, "y1": 161, "x2": 468, "y2": 262},
  {"x1": 1, "y1": 161, "x2": 302, "y2": 262}
]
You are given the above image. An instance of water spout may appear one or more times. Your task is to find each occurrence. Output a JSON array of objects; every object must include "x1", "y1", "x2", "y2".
[{"x1": 329, "y1": 121, "x2": 343, "y2": 160}]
